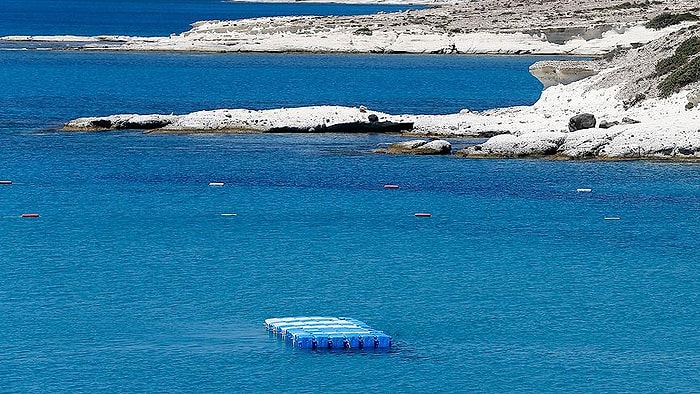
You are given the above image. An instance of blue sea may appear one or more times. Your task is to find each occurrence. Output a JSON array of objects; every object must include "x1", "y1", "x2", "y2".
[
  {"x1": 2, "y1": 1, "x2": 700, "y2": 392},
  {"x1": 0, "y1": 0, "x2": 418, "y2": 36}
]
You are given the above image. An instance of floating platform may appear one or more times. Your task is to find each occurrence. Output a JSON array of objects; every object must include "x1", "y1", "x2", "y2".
[{"x1": 265, "y1": 316, "x2": 392, "y2": 349}]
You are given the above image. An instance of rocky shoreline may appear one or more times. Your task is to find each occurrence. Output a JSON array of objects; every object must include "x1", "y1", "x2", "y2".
[
  {"x1": 2, "y1": 0, "x2": 697, "y2": 55},
  {"x1": 53, "y1": 1, "x2": 700, "y2": 160}
]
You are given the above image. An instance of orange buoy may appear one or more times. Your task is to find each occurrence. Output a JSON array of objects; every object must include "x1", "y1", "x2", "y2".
[
  {"x1": 0, "y1": 180, "x2": 12, "y2": 185},
  {"x1": 414, "y1": 213, "x2": 432, "y2": 218},
  {"x1": 383, "y1": 184, "x2": 399, "y2": 189},
  {"x1": 21, "y1": 213, "x2": 40, "y2": 218}
]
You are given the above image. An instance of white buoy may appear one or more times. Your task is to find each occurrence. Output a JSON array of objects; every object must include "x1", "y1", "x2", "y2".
[
  {"x1": 414, "y1": 213, "x2": 432, "y2": 218},
  {"x1": 384, "y1": 184, "x2": 399, "y2": 189},
  {"x1": 0, "y1": 180, "x2": 12, "y2": 185},
  {"x1": 209, "y1": 182, "x2": 225, "y2": 187},
  {"x1": 576, "y1": 188, "x2": 592, "y2": 192},
  {"x1": 604, "y1": 217, "x2": 621, "y2": 220},
  {"x1": 220, "y1": 213, "x2": 237, "y2": 217}
]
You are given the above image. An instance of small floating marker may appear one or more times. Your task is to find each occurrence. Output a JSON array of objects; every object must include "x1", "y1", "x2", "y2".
[
  {"x1": 576, "y1": 188, "x2": 592, "y2": 192},
  {"x1": 383, "y1": 184, "x2": 399, "y2": 189},
  {"x1": 0, "y1": 180, "x2": 12, "y2": 185},
  {"x1": 265, "y1": 316, "x2": 392, "y2": 350},
  {"x1": 220, "y1": 213, "x2": 237, "y2": 217},
  {"x1": 209, "y1": 182, "x2": 225, "y2": 187},
  {"x1": 414, "y1": 212, "x2": 432, "y2": 218},
  {"x1": 604, "y1": 217, "x2": 621, "y2": 220},
  {"x1": 21, "y1": 213, "x2": 39, "y2": 218}
]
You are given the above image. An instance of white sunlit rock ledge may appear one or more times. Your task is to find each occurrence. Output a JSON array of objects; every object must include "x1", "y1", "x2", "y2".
[
  {"x1": 3, "y1": 0, "x2": 697, "y2": 55},
  {"x1": 46, "y1": 21, "x2": 681, "y2": 56}
]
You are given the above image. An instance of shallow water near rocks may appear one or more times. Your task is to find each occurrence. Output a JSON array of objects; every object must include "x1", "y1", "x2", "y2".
[{"x1": 1, "y1": 2, "x2": 700, "y2": 391}]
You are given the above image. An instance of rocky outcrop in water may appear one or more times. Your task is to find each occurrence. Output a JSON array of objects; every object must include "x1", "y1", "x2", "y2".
[
  {"x1": 64, "y1": 114, "x2": 176, "y2": 131},
  {"x1": 63, "y1": 107, "x2": 415, "y2": 134},
  {"x1": 385, "y1": 139, "x2": 452, "y2": 155}
]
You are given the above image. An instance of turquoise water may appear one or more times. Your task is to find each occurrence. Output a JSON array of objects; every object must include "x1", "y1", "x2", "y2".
[
  {"x1": 2, "y1": 2, "x2": 700, "y2": 392},
  {"x1": 0, "y1": 50, "x2": 554, "y2": 121}
]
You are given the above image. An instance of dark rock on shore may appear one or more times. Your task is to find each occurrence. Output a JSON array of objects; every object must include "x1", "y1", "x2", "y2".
[
  {"x1": 599, "y1": 120, "x2": 619, "y2": 129},
  {"x1": 120, "y1": 119, "x2": 172, "y2": 130},
  {"x1": 568, "y1": 113, "x2": 596, "y2": 131}
]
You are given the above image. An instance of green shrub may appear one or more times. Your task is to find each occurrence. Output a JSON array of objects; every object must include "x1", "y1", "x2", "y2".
[
  {"x1": 646, "y1": 12, "x2": 699, "y2": 30},
  {"x1": 656, "y1": 53, "x2": 687, "y2": 75},
  {"x1": 654, "y1": 36, "x2": 700, "y2": 76},
  {"x1": 658, "y1": 56, "x2": 700, "y2": 97},
  {"x1": 676, "y1": 36, "x2": 700, "y2": 57}
]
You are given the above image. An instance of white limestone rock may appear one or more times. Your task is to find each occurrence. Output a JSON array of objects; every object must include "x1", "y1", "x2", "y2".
[
  {"x1": 529, "y1": 61, "x2": 599, "y2": 89},
  {"x1": 457, "y1": 132, "x2": 566, "y2": 157},
  {"x1": 64, "y1": 114, "x2": 176, "y2": 131},
  {"x1": 599, "y1": 127, "x2": 700, "y2": 159},
  {"x1": 557, "y1": 128, "x2": 622, "y2": 158}
]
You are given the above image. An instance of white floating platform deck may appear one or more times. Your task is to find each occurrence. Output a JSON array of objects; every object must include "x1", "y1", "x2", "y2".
[{"x1": 265, "y1": 316, "x2": 392, "y2": 349}]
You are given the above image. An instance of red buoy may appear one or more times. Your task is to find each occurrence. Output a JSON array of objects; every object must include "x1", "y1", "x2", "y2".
[
  {"x1": 414, "y1": 213, "x2": 432, "y2": 218},
  {"x1": 21, "y1": 213, "x2": 40, "y2": 218}
]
